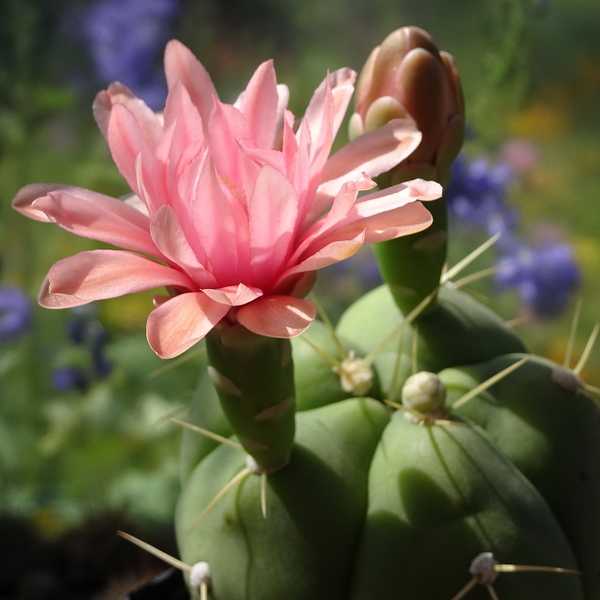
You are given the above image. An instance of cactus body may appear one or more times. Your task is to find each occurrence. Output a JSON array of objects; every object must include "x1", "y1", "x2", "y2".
[
  {"x1": 176, "y1": 398, "x2": 389, "y2": 599},
  {"x1": 441, "y1": 354, "x2": 600, "y2": 599},
  {"x1": 350, "y1": 411, "x2": 584, "y2": 600}
]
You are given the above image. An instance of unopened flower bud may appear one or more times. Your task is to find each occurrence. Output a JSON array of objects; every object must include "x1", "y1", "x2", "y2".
[
  {"x1": 350, "y1": 27, "x2": 464, "y2": 186},
  {"x1": 333, "y1": 351, "x2": 374, "y2": 396},
  {"x1": 401, "y1": 371, "x2": 447, "y2": 418}
]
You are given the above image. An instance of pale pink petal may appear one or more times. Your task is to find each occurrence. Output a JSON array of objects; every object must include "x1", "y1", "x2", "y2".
[
  {"x1": 93, "y1": 82, "x2": 162, "y2": 146},
  {"x1": 189, "y1": 155, "x2": 240, "y2": 282},
  {"x1": 315, "y1": 118, "x2": 422, "y2": 204},
  {"x1": 282, "y1": 233, "x2": 365, "y2": 278},
  {"x1": 39, "y1": 250, "x2": 194, "y2": 308},
  {"x1": 312, "y1": 199, "x2": 433, "y2": 251},
  {"x1": 146, "y1": 292, "x2": 229, "y2": 358},
  {"x1": 107, "y1": 104, "x2": 154, "y2": 196},
  {"x1": 202, "y1": 283, "x2": 262, "y2": 306},
  {"x1": 150, "y1": 205, "x2": 216, "y2": 287},
  {"x1": 14, "y1": 184, "x2": 158, "y2": 255},
  {"x1": 164, "y1": 40, "x2": 217, "y2": 128},
  {"x1": 297, "y1": 179, "x2": 440, "y2": 260},
  {"x1": 236, "y1": 60, "x2": 280, "y2": 148},
  {"x1": 275, "y1": 84, "x2": 290, "y2": 132},
  {"x1": 236, "y1": 296, "x2": 316, "y2": 338},
  {"x1": 304, "y1": 68, "x2": 356, "y2": 161},
  {"x1": 249, "y1": 165, "x2": 299, "y2": 288},
  {"x1": 13, "y1": 184, "x2": 72, "y2": 222},
  {"x1": 161, "y1": 81, "x2": 205, "y2": 169}
]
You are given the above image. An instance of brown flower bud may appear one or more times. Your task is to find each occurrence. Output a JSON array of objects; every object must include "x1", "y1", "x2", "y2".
[{"x1": 350, "y1": 27, "x2": 464, "y2": 185}]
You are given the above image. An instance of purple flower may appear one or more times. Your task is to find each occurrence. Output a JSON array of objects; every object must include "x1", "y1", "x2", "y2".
[
  {"x1": 495, "y1": 241, "x2": 580, "y2": 318},
  {"x1": 447, "y1": 154, "x2": 518, "y2": 245},
  {"x1": 0, "y1": 286, "x2": 32, "y2": 342},
  {"x1": 76, "y1": 0, "x2": 180, "y2": 110},
  {"x1": 52, "y1": 366, "x2": 89, "y2": 392}
]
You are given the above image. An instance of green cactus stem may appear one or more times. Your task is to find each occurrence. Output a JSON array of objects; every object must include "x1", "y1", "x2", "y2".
[
  {"x1": 205, "y1": 323, "x2": 296, "y2": 472},
  {"x1": 441, "y1": 354, "x2": 600, "y2": 599},
  {"x1": 374, "y1": 189, "x2": 448, "y2": 316},
  {"x1": 176, "y1": 397, "x2": 390, "y2": 600},
  {"x1": 350, "y1": 411, "x2": 584, "y2": 600}
]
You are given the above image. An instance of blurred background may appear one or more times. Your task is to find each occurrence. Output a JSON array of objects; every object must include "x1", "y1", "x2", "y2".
[{"x1": 1, "y1": 0, "x2": 599, "y2": 595}]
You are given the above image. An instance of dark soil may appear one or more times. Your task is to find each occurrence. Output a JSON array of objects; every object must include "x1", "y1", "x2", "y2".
[{"x1": 0, "y1": 512, "x2": 189, "y2": 600}]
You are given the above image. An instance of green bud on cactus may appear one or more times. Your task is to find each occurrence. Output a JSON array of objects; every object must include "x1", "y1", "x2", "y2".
[{"x1": 401, "y1": 371, "x2": 447, "y2": 420}]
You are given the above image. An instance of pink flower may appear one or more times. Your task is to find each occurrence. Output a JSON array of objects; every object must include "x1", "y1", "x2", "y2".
[{"x1": 13, "y1": 40, "x2": 441, "y2": 358}]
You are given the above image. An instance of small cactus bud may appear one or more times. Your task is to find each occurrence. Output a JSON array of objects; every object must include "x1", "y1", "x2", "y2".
[
  {"x1": 469, "y1": 552, "x2": 498, "y2": 586},
  {"x1": 333, "y1": 351, "x2": 374, "y2": 396},
  {"x1": 401, "y1": 371, "x2": 447, "y2": 420},
  {"x1": 551, "y1": 365, "x2": 584, "y2": 394},
  {"x1": 190, "y1": 561, "x2": 212, "y2": 589}
]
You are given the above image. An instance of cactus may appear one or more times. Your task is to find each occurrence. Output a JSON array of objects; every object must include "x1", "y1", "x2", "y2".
[
  {"x1": 13, "y1": 25, "x2": 599, "y2": 600},
  {"x1": 172, "y1": 28, "x2": 598, "y2": 600}
]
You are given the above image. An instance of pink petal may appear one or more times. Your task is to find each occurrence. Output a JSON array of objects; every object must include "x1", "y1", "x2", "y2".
[
  {"x1": 93, "y1": 82, "x2": 162, "y2": 146},
  {"x1": 236, "y1": 60, "x2": 280, "y2": 148},
  {"x1": 315, "y1": 118, "x2": 422, "y2": 206},
  {"x1": 312, "y1": 198, "x2": 433, "y2": 251},
  {"x1": 236, "y1": 296, "x2": 316, "y2": 338},
  {"x1": 189, "y1": 155, "x2": 240, "y2": 283},
  {"x1": 298, "y1": 179, "x2": 440, "y2": 259},
  {"x1": 107, "y1": 103, "x2": 154, "y2": 196},
  {"x1": 39, "y1": 250, "x2": 194, "y2": 308},
  {"x1": 146, "y1": 291, "x2": 229, "y2": 358},
  {"x1": 164, "y1": 40, "x2": 217, "y2": 130},
  {"x1": 150, "y1": 205, "x2": 216, "y2": 287},
  {"x1": 285, "y1": 233, "x2": 365, "y2": 276},
  {"x1": 161, "y1": 81, "x2": 205, "y2": 171},
  {"x1": 202, "y1": 283, "x2": 262, "y2": 306},
  {"x1": 14, "y1": 184, "x2": 158, "y2": 255},
  {"x1": 248, "y1": 165, "x2": 299, "y2": 288},
  {"x1": 304, "y1": 68, "x2": 357, "y2": 163}
]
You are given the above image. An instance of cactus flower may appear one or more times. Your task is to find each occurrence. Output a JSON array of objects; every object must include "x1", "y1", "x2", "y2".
[{"x1": 13, "y1": 40, "x2": 441, "y2": 359}]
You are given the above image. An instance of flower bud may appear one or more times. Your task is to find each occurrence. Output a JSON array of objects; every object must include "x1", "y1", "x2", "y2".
[
  {"x1": 401, "y1": 371, "x2": 447, "y2": 421},
  {"x1": 350, "y1": 27, "x2": 464, "y2": 186}
]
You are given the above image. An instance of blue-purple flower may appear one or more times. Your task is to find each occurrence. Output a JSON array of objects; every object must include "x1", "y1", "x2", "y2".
[
  {"x1": 76, "y1": 0, "x2": 180, "y2": 110},
  {"x1": 51, "y1": 306, "x2": 113, "y2": 392},
  {"x1": 495, "y1": 241, "x2": 580, "y2": 318},
  {"x1": 0, "y1": 286, "x2": 32, "y2": 342},
  {"x1": 446, "y1": 153, "x2": 518, "y2": 248},
  {"x1": 447, "y1": 151, "x2": 580, "y2": 318}
]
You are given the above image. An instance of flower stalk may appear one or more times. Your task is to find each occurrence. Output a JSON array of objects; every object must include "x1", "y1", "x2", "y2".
[{"x1": 205, "y1": 324, "x2": 296, "y2": 471}]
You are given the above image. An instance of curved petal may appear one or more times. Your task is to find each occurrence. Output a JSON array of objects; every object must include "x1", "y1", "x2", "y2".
[
  {"x1": 14, "y1": 184, "x2": 158, "y2": 255},
  {"x1": 236, "y1": 296, "x2": 316, "y2": 338},
  {"x1": 150, "y1": 204, "x2": 216, "y2": 287},
  {"x1": 164, "y1": 40, "x2": 217, "y2": 129},
  {"x1": 235, "y1": 60, "x2": 280, "y2": 148},
  {"x1": 297, "y1": 179, "x2": 440, "y2": 259},
  {"x1": 284, "y1": 232, "x2": 365, "y2": 277},
  {"x1": 304, "y1": 68, "x2": 357, "y2": 161},
  {"x1": 39, "y1": 250, "x2": 194, "y2": 308},
  {"x1": 146, "y1": 291, "x2": 229, "y2": 358},
  {"x1": 202, "y1": 283, "x2": 262, "y2": 306},
  {"x1": 107, "y1": 103, "x2": 154, "y2": 196},
  {"x1": 313, "y1": 199, "x2": 433, "y2": 251},
  {"x1": 249, "y1": 165, "x2": 298, "y2": 288},
  {"x1": 93, "y1": 82, "x2": 162, "y2": 147},
  {"x1": 316, "y1": 118, "x2": 422, "y2": 205}
]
